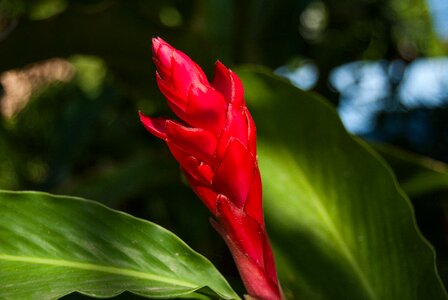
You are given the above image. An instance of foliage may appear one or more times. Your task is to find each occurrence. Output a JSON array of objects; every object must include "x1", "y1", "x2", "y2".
[
  {"x1": 239, "y1": 67, "x2": 447, "y2": 299},
  {"x1": 0, "y1": 190, "x2": 238, "y2": 299}
]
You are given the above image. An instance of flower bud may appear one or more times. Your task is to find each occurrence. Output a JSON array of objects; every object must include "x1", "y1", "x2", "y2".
[{"x1": 140, "y1": 37, "x2": 283, "y2": 300}]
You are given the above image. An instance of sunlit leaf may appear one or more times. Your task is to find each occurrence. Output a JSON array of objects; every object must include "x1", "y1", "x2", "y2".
[
  {"x1": 0, "y1": 190, "x2": 239, "y2": 300},
  {"x1": 238, "y1": 67, "x2": 448, "y2": 300}
]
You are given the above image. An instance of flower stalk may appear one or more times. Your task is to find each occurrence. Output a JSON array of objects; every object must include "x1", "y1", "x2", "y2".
[{"x1": 140, "y1": 37, "x2": 283, "y2": 300}]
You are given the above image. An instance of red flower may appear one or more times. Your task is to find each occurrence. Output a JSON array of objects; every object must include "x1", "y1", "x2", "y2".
[{"x1": 140, "y1": 37, "x2": 283, "y2": 300}]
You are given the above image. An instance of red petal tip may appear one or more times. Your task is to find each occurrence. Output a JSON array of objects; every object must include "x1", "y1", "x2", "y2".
[
  {"x1": 138, "y1": 111, "x2": 167, "y2": 139},
  {"x1": 212, "y1": 60, "x2": 244, "y2": 106},
  {"x1": 151, "y1": 37, "x2": 166, "y2": 54},
  {"x1": 152, "y1": 37, "x2": 175, "y2": 76},
  {"x1": 216, "y1": 60, "x2": 230, "y2": 71}
]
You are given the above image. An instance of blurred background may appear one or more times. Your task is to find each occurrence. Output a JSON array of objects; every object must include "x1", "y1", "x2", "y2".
[{"x1": 0, "y1": 0, "x2": 447, "y2": 297}]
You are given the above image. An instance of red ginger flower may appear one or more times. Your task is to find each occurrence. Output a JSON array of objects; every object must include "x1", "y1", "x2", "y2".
[{"x1": 139, "y1": 37, "x2": 283, "y2": 300}]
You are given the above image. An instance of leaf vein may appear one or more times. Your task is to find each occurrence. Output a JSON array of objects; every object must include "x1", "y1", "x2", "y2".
[{"x1": 0, "y1": 254, "x2": 197, "y2": 288}]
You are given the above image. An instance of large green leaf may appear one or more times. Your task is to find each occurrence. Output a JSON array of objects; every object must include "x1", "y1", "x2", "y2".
[
  {"x1": 238, "y1": 67, "x2": 448, "y2": 300},
  {"x1": 372, "y1": 143, "x2": 448, "y2": 198},
  {"x1": 0, "y1": 191, "x2": 239, "y2": 300}
]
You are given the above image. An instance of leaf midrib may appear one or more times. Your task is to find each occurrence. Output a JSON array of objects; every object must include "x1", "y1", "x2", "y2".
[
  {"x1": 271, "y1": 146, "x2": 377, "y2": 300},
  {"x1": 0, "y1": 254, "x2": 197, "y2": 288}
]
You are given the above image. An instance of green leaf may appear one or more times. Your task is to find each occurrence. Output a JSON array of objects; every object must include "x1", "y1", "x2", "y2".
[
  {"x1": 0, "y1": 190, "x2": 239, "y2": 300},
  {"x1": 238, "y1": 67, "x2": 448, "y2": 300},
  {"x1": 372, "y1": 143, "x2": 448, "y2": 198}
]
